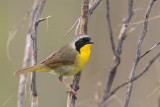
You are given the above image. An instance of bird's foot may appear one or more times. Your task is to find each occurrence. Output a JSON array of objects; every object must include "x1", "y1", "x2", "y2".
[{"x1": 66, "y1": 90, "x2": 77, "y2": 99}]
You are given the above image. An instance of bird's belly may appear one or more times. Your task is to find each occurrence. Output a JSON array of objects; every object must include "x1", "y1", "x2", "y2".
[
  {"x1": 49, "y1": 57, "x2": 87, "y2": 76},
  {"x1": 50, "y1": 64, "x2": 79, "y2": 76}
]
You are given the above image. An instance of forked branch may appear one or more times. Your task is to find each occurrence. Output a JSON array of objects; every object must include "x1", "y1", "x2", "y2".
[
  {"x1": 67, "y1": 0, "x2": 89, "y2": 107},
  {"x1": 123, "y1": 0, "x2": 156, "y2": 107},
  {"x1": 100, "y1": 0, "x2": 134, "y2": 106},
  {"x1": 67, "y1": 0, "x2": 102, "y2": 107},
  {"x1": 17, "y1": 0, "x2": 50, "y2": 107}
]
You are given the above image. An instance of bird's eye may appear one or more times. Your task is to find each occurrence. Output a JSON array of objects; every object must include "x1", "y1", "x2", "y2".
[{"x1": 80, "y1": 40, "x2": 83, "y2": 43}]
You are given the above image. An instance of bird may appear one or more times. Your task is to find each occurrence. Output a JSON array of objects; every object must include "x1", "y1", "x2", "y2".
[{"x1": 14, "y1": 34, "x2": 94, "y2": 97}]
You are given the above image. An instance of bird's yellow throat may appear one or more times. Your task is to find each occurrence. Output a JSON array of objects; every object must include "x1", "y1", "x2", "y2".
[{"x1": 78, "y1": 44, "x2": 91, "y2": 68}]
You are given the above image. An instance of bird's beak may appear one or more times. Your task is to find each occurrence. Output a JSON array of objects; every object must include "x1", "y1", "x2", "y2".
[{"x1": 88, "y1": 40, "x2": 95, "y2": 44}]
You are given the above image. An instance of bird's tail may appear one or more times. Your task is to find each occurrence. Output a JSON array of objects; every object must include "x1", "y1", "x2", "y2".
[{"x1": 14, "y1": 64, "x2": 51, "y2": 76}]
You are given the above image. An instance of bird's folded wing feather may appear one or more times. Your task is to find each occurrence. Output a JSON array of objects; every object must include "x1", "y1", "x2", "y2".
[{"x1": 41, "y1": 45, "x2": 77, "y2": 68}]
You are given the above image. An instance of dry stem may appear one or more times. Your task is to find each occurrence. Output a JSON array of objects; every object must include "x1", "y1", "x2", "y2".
[
  {"x1": 17, "y1": 0, "x2": 49, "y2": 107},
  {"x1": 100, "y1": 50, "x2": 160, "y2": 107},
  {"x1": 100, "y1": 0, "x2": 134, "y2": 106},
  {"x1": 64, "y1": 0, "x2": 102, "y2": 37},
  {"x1": 30, "y1": 0, "x2": 47, "y2": 107},
  {"x1": 67, "y1": 0, "x2": 89, "y2": 107},
  {"x1": 67, "y1": 0, "x2": 101, "y2": 107},
  {"x1": 123, "y1": 0, "x2": 156, "y2": 107}
]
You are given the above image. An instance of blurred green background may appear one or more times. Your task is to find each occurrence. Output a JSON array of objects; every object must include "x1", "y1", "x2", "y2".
[{"x1": 1, "y1": 0, "x2": 160, "y2": 107}]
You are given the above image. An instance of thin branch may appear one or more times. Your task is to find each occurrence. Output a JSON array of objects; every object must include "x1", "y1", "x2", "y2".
[
  {"x1": 67, "y1": 72, "x2": 82, "y2": 107},
  {"x1": 64, "y1": 0, "x2": 102, "y2": 37},
  {"x1": 129, "y1": 15, "x2": 160, "y2": 25},
  {"x1": 67, "y1": 0, "x2": 90, "y2": 106},
  {"x1": 64, "y1": 18, "x2": 80, "y2": 37},
  {"x1": 18, "y1": 35, "x2": 31, "y2": 107},
  {"x1": 79, "y1": 0, "x2": 89, "y2": 34},
  {"x1": 147, "y1": 86, "x2": 160, "y2": 98},
  {"x1": 123, "y1": 0, "x2": 156, "y2": 107},
  {"x1": 25, "y1": 0, "x2": 40, "y2": 107},
  {"x1": 89, "y1": 0, "x2": 102, "y2": 14},
  {"x1": 100, "y1": 0, "x2": 134, "y2": 106},
  {"x1": 140, "y1": 41, "x2": 160, "y2": 59},
  {"x1": 2, "y1": 93, "x2": 15, "y2": 106},
  {"x1": 75, "y1": 19, "x2": 81, "y2": 36},
  {"x1": 37, "y1": 16, "x2": 51, "y2": 23},
  {"x1": 100, "y1": 50, "x2": 160, "y2": 107},
  {"x1": 67, "y1": 1, "x2": 102, "y2": 107},
  {"x1": 17, "y1": 0, "x2": 39, "y2": 106},
  {"x1": 30, "y1": 0, "x2": 47, "y2": 107},
  {"x1": 106, "y1": 0, "x2": 115, "y2": 54}
]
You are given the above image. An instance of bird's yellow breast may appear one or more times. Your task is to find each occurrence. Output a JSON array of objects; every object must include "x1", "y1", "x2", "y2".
[
  {"x1": 59, "y1": 44, "x2": 91, "y2": 76},
  {"x1": 77, "y1": 44, "x2": 91, "y2": 70}
]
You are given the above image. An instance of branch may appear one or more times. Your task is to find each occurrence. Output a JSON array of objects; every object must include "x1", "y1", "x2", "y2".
[
  {"x1": 67, "y1": 0, "x2": 89, "y2": 107},
  {"x1": 123, "y1": 0, "x2": 156, "y2": 107},
  {"x1": 67, "y1": 72, "x2": 82, "y2": 107},
  {"x1": 140, "y1": 41, "x2": 160, "y2": 59},
  {"x1": 79, "y1": 0, "x2": 89, "y2": 34},
  {"x1": 100, "y1": 0, "x2": 133, "y2": 106},
  {"x1": 64, "y1": 18, "x2": 80, "y2": 37},
  {"x1": 99, "y1": 49, "x2": 160, "y2": 107},
  {"x1": 18, "y1": 35, "x2": 31, "y2": 107},
  {"x1": 106, "y1": 0, "x2": 115, "y2": 54},
  {"x1": 30, "y1": 0, "x2": 47, "y2": 107},
  {"x1": 37, "y1": 16, "x2": 51, "y2": 23},
  {"x1": 17, "y1": 0, "x2": 39, "y2": 106},
  {"x1": 89, "y1": 0, "x2": 102, "y2": 14},
  {"x1": 64, "y1": 0, "x2": 102, "y2": 37},
  {"x1": 67, "y1": 1, "x2": 102, "y2": 107}
]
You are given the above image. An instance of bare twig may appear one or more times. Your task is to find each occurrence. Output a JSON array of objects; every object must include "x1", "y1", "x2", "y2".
[
  {"x1": 2, "y1": 93, "x2": 15, "y2": 106},
  {"x1": 79, "y1": 0, "x2": 89, "y2": 34},
  {"x1": 67, "y1": 0, "x2": 89, "y2": 107},
  {"x1": 30, "y1": 0, "x2": 47, "y2": 107},
  {"x1": 37, "y1": 16, "x2": 51, "y2": 23},
  {"x1": 140, "y1": 41, "x2": 160, "y2": 59},
  {"x1": 100, "y1": 0, "x2": 134, "y2": 106},
  {"x1": 67, "y1": 0, "x2": 101, "y2": 106},
  {"x1": 17, "y1": 0, "x2": 38, "y2": 106},
  {"x1": 26, "y1": 1, "x2": 40, "y2": 107},
  {"x1": 67, "y1": 0, "x2": 102, "y2": 106},
  {"x1": 99, "y1": 50, "x2": 160, "y2": 107},
  {"x1": 123, "y1": 0, "x2": 156, "y2": 107},
  {"x1": 106, "y1": 0, "x2": 115, "y2": 54},
  {"x1": 18, "y1": 35, "x2": 31, "y2": 107},
  {"x1": 75, "y1": 19, "x2": 81, "y2": 36},
  {"x1": 64, "y1": 0, "x2": 102, "y2": 37},
  {"x1": 129, "y1": 15, "x2": 160, "y2": 25},
  {"x1": 17, "y1": 0, "x2": 48, "y2": 107},
  {"x1": 67, "y1": 72, "x2": 82, "y2": 107},
  {"x1": 147, "y1": 86, "x2": 160, "y2": 98},
  {"x1": 64, "y1": 18, "x2": 80, "y2": 37},
  {"x1": 89, "y1": 0, "x2": 102, "y2": 14}
]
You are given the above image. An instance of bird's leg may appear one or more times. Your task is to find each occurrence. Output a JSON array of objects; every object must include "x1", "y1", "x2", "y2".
[{"x1": 59, "y1": 76, "x2": 77, "y2": 98}]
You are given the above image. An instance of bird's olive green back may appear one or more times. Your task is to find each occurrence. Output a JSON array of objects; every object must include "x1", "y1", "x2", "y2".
[{"x1": 41, "y1": 44, "x2": 77, "y2": 68}]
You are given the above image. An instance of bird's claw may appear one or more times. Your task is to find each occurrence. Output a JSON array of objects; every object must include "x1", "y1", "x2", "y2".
[{"x1": 66, "y1": 90, "x2": 77, "y2": 99}]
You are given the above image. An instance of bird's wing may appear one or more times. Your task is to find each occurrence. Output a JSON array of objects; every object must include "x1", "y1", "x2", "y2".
[{"x1": 40, "y1": 45, "x2": 77, "y2": 68}]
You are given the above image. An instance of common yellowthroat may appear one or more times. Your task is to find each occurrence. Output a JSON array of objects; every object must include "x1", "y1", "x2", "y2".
[{"x1": 15, "y1": 35, "x2": 94, "y2": 97}]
